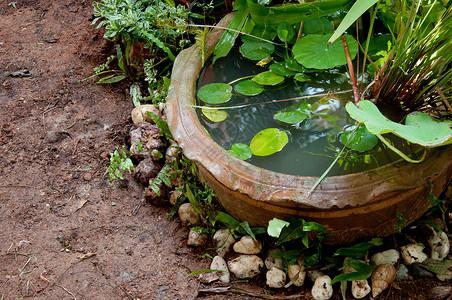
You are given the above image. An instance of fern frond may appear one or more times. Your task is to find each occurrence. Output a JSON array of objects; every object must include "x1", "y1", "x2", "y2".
[{"x1": 195, "y1": 27, "x2": 209, "y2": 66}]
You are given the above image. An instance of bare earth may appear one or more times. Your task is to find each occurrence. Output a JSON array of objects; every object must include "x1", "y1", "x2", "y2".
[{"x1": 0, "y1": 1, "x2": 450, "y2": 299}]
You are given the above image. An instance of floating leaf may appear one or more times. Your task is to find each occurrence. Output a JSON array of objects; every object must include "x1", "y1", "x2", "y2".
[
  {"x1": 340, "y1": 124, "x2": 378, "y2": 152},
  {"x1": 202, "y1": 108, "x2": 228, "y2": 122},
  {"x1": 286, "y1": 57, "x2": 305, "y2": 72},
  {"x1": 253, "y1": 71, "x2": 285, "y2": 86},
  {"x1": 240, "y1": 36, "x2": 275, "y2": 60},
  {"x1": 274, "y1": 101, "x2": 311, "y2": 124},
  {"x1": 267, "y1": 218, "x2": 290, "y2": 238},
  {"x1": 294, "y1": 73, "x2": 311, "y2": 82},
  {"x1": 198, "y1": 83, "x2": 232, "y2": 104},
  {"x1": 229, "y1": 143, "x2": 253, "y2": 160},
  {"x1": 346, "y1": 100, "x2": 452, "y2": 147},
  {"x1": 303, "y1": 17, "x2": 334, "y2": 34},
  {"x1": 234, "y1": 80, "x2": 264, "y2": 96},
  {"x1": 293, "y1": 34, "x2": 358, "y2": 69},
  {"x1": 250, "y1": 128, "x2": 288, "y2": 156},
  {"x1": 270, "y1": 62, "x2": 297, "y2": 76},
  {"x1": 277, "y1": 23, "x2": 295, "y2": 42}
]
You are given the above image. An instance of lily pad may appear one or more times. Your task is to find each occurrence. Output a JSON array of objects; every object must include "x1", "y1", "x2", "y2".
[
  {"x1": 270, "y1": 62, "x2": 297, "y2": 76},
  {"x1": 250, "y1": 128, "x2": 289, "y2": 156},
  {"x1": 202, "y1": 108, "x2": 228, "y2": 122},
  {"x1": 229, "y1": 143, "x2": 253, "y2": 160},
  {"x1": 240, "y1": 36, "x2": 275, "y2": 61},
  {"x1": 274, "y1": 101, "x2": 311, "y2": 124},
  {"x1": 253, "y1": 71, "x2": 285, "y2": 86},
  {"x1": 198, "y1": 83, "x2": 232, "y2": 104},
  {"x1": 285, "y1": 57, "x2": 305, "y2": 72},
  {"x1": 277, "y1": 23, "x2": 295, "y2": 42},
  {"x1": 303, "y1": 17, "x2": 334, "y2": 34},
  {"x1": 340, "y1": 124, "x2": 378, "y2": 152},
  {"x1": 346, "y1": 100, "x2": 452, "y2": 147},
  {"x1": 234, "y1": 80, "x2": 264, "y2": 96},
  {"x1": 293, "y1": 34, "x2": 358, "y2": 69},
  {"x1": 294, "y1": 73, "x2": 311, "y2": 82}
]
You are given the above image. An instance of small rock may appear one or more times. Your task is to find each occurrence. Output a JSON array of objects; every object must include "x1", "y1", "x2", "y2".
[
  {"x1": 10, "y1": 69, "x2": 33, "y2": 77},
  {"x1": 134, "y1": 158, "x2": 161, "y2": 185},
  {"x1": 144, "y1": 184, "x2": 167, "y2": 205},
  {"x1": 428, "y1": 230, "x2": 450, "y2": 261},
  {"x1": 437, "y1": 273, "x2": 452, "y2": 281},
  {"x1": 228, "y1": 255, "x2": 263, "y2": 279},
  {"x1": 266, "y1": 267, "x2": 286, "y2": 288},
  {"x1": 351, "y1": 279, "x2": 371, "y2": 299},
  {"x1": 396, "y1": 264, "x2": 409, "y2": 281},
  {"x1": 371, "y1": 264, "x2": 396, "y2": 298},
  {"x1": 169, "y1": 189, "x2": 183, "y2": 205},
  {"x1": 178, "y1": 203, "x2": 201, "y2": 227},
  {"x1": 165, "y1": 145, "x2": 180, "y2": 160},
  {"x1": 430, "y1": 286, "x2": 452, "y2": 299},
  {"x1": 131, "y1": 104, "x2": 161, "y2": 126},
  {"x1": 213, "y1": 229, "x2": 235, "y2": 257},
  {"x1": 287, "y1": 264, "x2": 306, "y2": 287},
  {"x1": 307, "y1": 270, "x2": 324, "y2": 282},
  {"x1": 371, "y1": 249, "x2": 400, "y2": 266},
  {"x1": 187, "y1": 230, "x2": 208, "y2": 247},
  {"x1": 211, "y1": 256, "x2": 230, "y2": 283},
  {"x1": 129, "y1": 122, "x2": 167, "y2": 161},
  {"x1": 265, "y1": 249, "x2": 284, "y2": 270},
  {"x1": 199, "y1": 272, "x2": 219, "y2": 284},
  {"x1": 233, "y1": 235, "x2": 262, "y2": 254},
  {"x1": 409, "y1": 262, "x2": 433, "y2": 278},
  {"x1": 83, "y1": 172, "x2": 92, "y2": 181},
  {"x1": 400, "y1": 244, "x2": 428, "y2": 265},
  {"x1": 311, "y1": 275, "x2": 333, "y2": 300}
]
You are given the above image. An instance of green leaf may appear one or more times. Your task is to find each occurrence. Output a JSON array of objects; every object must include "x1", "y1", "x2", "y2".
[
  {"x1": 253, "y1": 71, "x2": 285, "y2": 86},
  {"x1": 331, "y1": 259, "x2": 374, "y2": 284},
  {"x1": 96, "y1": 74, "x2": 127, "y2": 84},
  {"x1": 274, "y1": 101, "x2": 311, "y2": 125},
  {"x1": 240, "y1": 36, "x2": 275, "y2": 60},
  {"x1": 328, "y1": 0, "x2": 379, "y2": 44},
  {"x1": 421, "y1": 258, "x2": 452, "y2": 275},
  {"x1": 239, "y1": 221, "x2": 257, "y2": 240},
  {"x1": 334, "y1": 242, "x2": 374, "y2": 258},
  {"x1": 250, "y1": 128, "x2": 288, "y2": 156},
  {"x1": 198, "y1": 83, "x2": 233, "y2": 104},
  {"x1": 270, "y1": 62, "x2": 297, "y2": 76},
  {"x1": 277, "y1": 23, "x2": 295, "y2": 42},
  {"x1": 346, "y1": 100, "x2": 452, "y2": 148},
  {"x1": 229, "y1": 143, "x2": 253, "y2": 160},
  {"x1": 294, "y1": 73, "x2": 311, "y2": 82},
  {"x1": 202, "y1": 108, "x2": 228, "y2": 122},
  {"x1": 234, "y1": 80, "x2": 264, "y2": 96},
  {"x1": 340, "y1": 125, "x2": 378, "y2": 152},
  {"x1": 293, "y1": 34, "x2": 358, "y2": 69},
  {"x1": 216, "y1": 212, "x2": 241, "y2": 227},
  {"x1": 286, "y1": 57, "x2": 305, "y2": 72},
  {"x1": 303, "y1": 17, "x2": 334, "y2": 35},
  {"x1": 213, "y1": 0, "x2": 249, "y2": 64},
  {"x1": 267, "y1": 218, "x2": 290, "y2": 238},
  {"x1": 145, "y1": 112, "x2": 173, "y2": 140}
]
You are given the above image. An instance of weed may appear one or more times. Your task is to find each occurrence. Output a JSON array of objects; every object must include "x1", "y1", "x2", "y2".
[{"x1": 107, "y1": 146, "x2": 135, "y2": 181}]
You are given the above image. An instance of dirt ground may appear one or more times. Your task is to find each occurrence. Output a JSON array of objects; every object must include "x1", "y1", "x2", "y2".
[{"x1": 0, "y1": 1, "x2": 450, "y2": 299}]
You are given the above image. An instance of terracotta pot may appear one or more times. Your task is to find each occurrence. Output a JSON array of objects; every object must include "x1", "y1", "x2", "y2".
[{"x1": 166, "y1": 14, "x2": 452, "y2": 244}]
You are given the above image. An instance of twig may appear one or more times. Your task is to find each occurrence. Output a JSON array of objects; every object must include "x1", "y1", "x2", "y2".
[
  {"x1": 72, "y1": 138, "x2": 81, "y2": 155},
  {"x1": 341, "y1": 35, "x2": 359, "y2": 103},
  {"x1": 196, "y1": 286, "x2": 303, "y2": 299},
  {"x1": 436, "y1": 87, "x2": 452, "y2": 114},
  {"x1": 56, "y1": 285, "x2": 77, "y2": 300}
]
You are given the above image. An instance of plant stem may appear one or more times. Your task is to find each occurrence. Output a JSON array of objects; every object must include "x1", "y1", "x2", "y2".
[
  {"x1": 341, "y1": 35, "x2": 359, "y2": 103},
  {"x1": 376, "y1": 134, "x2": 427, "y2": 163}
]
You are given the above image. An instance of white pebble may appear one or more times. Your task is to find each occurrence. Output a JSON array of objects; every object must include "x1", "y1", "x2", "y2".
[
  {"x1": 265, "y1": 249, "x2": 284, "y2": 270},
  {"x1": 266, "y1": 267, "x2": 286, "y2": 288},
  {"x1": 213, "y1": 229, "x2": 235, "y2": 257},
  {"x1": 351, "y1": 279, "x2": 371, "y2": 299},
  {"x1": 187, "y1": 230, "x2": 208, "y2": 247},
  {"x1": 371, "y1": 249, "x2": 400, "y2": 266},
  {"x1": 228, "y1": 255, "x2": 263, "y2": 279},
  {"x1": 233, "y1": 235, "x2": 262, "y2": 254},
  {"x1": 428, "y1": 230, "x2": 450, "y2": 261},
  {"x1": 211, "y1": 256, "x2": 230, "y2": 283},
  {"x1": 400, "y1": 244, "x2": 428, "y2": 265},
  {"x1": 287, "y1": 264, "x2": 306, "y2": 287},
  {"x1": 311, "y1": 275, "x2": 333, "y2": 300},
  {"x1": 131, "y1": 104, "x2": 161, "y2": 125}
]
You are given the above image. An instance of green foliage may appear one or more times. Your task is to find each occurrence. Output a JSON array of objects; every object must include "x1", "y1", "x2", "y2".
[
  {"x1": 215, "y1": 212, "x2": 266, "y2": 240},
  {"x1": 331, "y1": 258, "x2": 375, "y2": 284},
  {"x1": 250, "y1": 128, "x2": 289, "y2": 156},
  {"x1": 107, "y1": 146, "x2": 135, "y2": 181},
  {"x1": 334, "y1": 238, "x2": 382, "y2": 258},
  {"x1": 144, "y1": 112, "x2": 174, "y2": 140},
  {"x1": 228, "y1": 143, "x2": 253, "y2": 160},
  {"x1": 340, "y1": 124, "x2": 378, "y2": 152}
]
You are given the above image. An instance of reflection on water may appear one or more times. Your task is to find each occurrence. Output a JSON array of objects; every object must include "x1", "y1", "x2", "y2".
[{"x1": 197, "y1": 47, "x2": 414, "y2": 177}]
